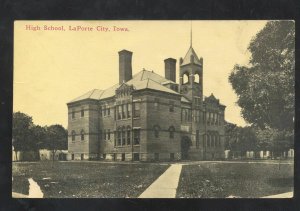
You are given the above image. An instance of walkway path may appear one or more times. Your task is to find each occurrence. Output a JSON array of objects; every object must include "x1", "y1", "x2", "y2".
[
  {"x1": 261, "y1": 192, "x2": 293, "y2": 198},
  {"x1": 139, "y1": 164, "x2": 182, "y2": 198},
  {"x1": 12, "y1": 178, "x2": 44, "y2": 198}
]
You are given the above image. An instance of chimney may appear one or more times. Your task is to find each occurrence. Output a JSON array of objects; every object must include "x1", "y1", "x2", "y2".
[
  {"x1": 164, "y1": 58, "x2": 177, "y2": 82},
  {"x1": 118, "y1": 49, "x2": 133, "y2": 84}
]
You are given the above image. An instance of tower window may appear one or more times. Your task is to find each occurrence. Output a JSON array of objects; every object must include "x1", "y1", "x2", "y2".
[
  {"x1": 183, "y1": 72, "x2": 189, "y2": 84},
  {"x1": 72, "y1": 111, "x2": 75, "y2": 119},
  {"x1": 81, "y1": 109, "x2": 84, "y2": 117},
  {"x1": 194, "y1": 73, "x2": 200, "y2": 84}
]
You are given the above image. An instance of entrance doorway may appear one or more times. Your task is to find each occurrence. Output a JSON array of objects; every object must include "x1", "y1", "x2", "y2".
[{"x1": 181, "y1": 136, "x2": 192, "y2": 160}]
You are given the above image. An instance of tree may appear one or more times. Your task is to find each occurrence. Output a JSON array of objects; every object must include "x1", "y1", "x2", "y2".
[
  {"x1": 44, "y1": 124, "x2": 68, "y2": 161},
  {"x1": 224, "y1": 122, "x2": 238, "y2": 151},
  {"x1": 12, "y1": 112, "x2": 34, "y2": 160},
  {"x1": 229, "y1": 21, "x2": 295, "y2": 131}
]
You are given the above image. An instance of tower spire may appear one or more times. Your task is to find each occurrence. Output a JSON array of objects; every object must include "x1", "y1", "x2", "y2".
[{"x1": 190, "y1": 20, "x2": 193, "y2": 47}]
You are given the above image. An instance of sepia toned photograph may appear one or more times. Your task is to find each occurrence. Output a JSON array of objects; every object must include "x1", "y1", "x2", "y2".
[{"x1": 12, "y1": 20, "x2": 294, "y2": 198}]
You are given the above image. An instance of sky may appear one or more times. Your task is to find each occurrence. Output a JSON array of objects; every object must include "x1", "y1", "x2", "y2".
[{"x1": 14, "y1": 20, "x2": 268, "y2": 128}]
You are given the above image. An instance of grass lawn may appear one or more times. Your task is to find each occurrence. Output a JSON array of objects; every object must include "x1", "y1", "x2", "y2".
[
  {"x1": 12, "y1": 161, "x2": 169, "y2": 198},
  {"x1": 176, "y1": 162, "x2": 293, "y2": 198}
]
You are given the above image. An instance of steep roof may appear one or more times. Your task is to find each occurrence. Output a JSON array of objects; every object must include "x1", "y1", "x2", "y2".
[
  {"x1": 68, "y1": 69, "x2": 180, "y2": 103},
  {"x1": 68, "y1": 89, "x2": 104, "y2": 103},
  {"x1": 181, "y1": 46, "x2": 202, "y2": 66}
]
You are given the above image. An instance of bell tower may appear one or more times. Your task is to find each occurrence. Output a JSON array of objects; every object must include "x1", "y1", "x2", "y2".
[{"x1": 179, "y1": 46, "x2": 203, "y2": 105}]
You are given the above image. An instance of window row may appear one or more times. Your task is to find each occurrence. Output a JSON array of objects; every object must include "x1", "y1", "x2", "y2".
[
  {"x1": 115, "y1": 127, "x2": 140, "y2": 146},
  {"x1": 99, "y1": 102, "x2": 141, "y2": 120},
  {"x1": 181, "y1": 108, "x2": 192, "y2": 122},
  {"x1": 205, "y1": 134, "x2": 221, "y2": 148},
  {"x1": 100, "y1": 106, "x2": 111, "y2": 117},
  {"x1": 71, "y1": 109, "x2": 85, "y2": 119},
  {"x1": 182, "y1": 72, "x2": 201, "y2": 84},
  {"x1": 206, "y1": 112, "x2": 222, "y2": 126},
  {"x1": 71, "y1": 130, "x2": 85, "y2": 141}
]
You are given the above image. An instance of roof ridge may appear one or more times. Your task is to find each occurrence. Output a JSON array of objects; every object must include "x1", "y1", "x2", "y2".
[
  {"x1": 147, "y1": 78, "x2": 178, "y2": 93},
  {"x1": 140, "y1": 69, "x2": 145, "y2": 80},
  {"x1": 88, "y1": 89, "x2": 96, "y2": 98}
]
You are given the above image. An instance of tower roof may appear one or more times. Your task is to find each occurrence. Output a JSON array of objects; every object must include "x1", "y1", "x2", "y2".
[{"x1": 181, "y1": 46, "x2": 202, "y2": 66}]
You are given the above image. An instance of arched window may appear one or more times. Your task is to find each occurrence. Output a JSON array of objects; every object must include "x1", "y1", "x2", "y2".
[
  {"x1": 153, "y1": 125, "x2": 160, "y2": 138},
  {"x1": 71, "y1": 130, "x2": 76, "y2": 141},
  {"x1": 194, "y1": 73, "x2": 200, "y2": 84},
  {"x1": 81, "y1": 130, "x2": 85, "y2": 141},
  {"x1": 169, "y1": 126, "x2": 175, "y2": 139},
  {"x1": 127, "y1": 126, "x2": 131, "y2": 145},
  {"x1": 183, "y1": 72, "x2": 189, "y2": 84}
]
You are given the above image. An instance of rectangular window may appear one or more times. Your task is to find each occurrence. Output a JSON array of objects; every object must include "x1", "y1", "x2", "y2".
[
  {"x1": 133, "y1": 153, "x2": 140, "y2": 161},
  {"x1": 127, "y1": 130, "x2": 131, "y2": 145},
  {"x1": 107, "y1": 129, "x2": 110, "y2": 140},
  {"x1": 81, "y1": 109, "x2": 84, "y2": 117},
  {"x1": 127, "y1": 103, "x2": 131, "y2": 118},
  {"x1": 122, "y1": 130, "x2": 126, "y2": 145},
  {"x1": 103, "y1": 130, "x2": 106, "y2": 140},
  {"x1": 107, "y1": 107, "x2": 110, "y2": 116},
  {"x1": 103, "y1": 107, "x2": 106, "y2": 116},
  {"x1": 196, "y1": 130, "x2": 200, "y2": 149},
  {"x1": 188, "y1": 109, "x2": 192, "y2": 122},
  {"x1": 134, "y1": 129, "x2": 140, "y2": 145},
  {"x1": 117, "y1": 131, "x2": 121, "y2": 145},
  {"x1": 114, "y1": 131, "x2": 116, "y2": 146},
  {"x1": 99, "y1": 107, "x2": 102, "y2": 117},
  {"x1": 72, "y1": 111, "x2": 75, "y2": 119},
  {"x1": 133, "y1": 102, "x2": 140, "y2": 118},
  {"x1": 169, "y1": 101, "x2": 174, "y2": 112},
  {"x1": 118, "y1": 105, "x2": 122, "y2": 119}
]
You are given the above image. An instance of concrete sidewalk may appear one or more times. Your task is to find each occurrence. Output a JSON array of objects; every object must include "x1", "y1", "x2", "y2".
[
  {"x1": 139, "y1": 164, "x2": 182, "y2": 198},
  {"x1": 261, "y1": 192, "x2": 293, "y2": 198}
]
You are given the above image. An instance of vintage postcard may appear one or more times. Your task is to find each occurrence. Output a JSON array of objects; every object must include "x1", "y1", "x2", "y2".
[{"x1": 12, "y1": 20, "x2": 294, "y2": 198}]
